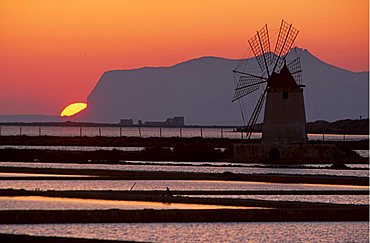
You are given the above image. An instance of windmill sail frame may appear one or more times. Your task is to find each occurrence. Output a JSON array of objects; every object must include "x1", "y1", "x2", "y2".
[{"x1": 232, "y1": 20, "x2": 302, "y2": 139}]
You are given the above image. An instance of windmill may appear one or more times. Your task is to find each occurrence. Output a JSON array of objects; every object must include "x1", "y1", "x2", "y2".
[{"x1": 232, "y1": 20, "x2": 307, "y2": 144}]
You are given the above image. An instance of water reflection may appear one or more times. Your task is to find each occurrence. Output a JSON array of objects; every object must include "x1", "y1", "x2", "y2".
[
  {"x1": 0, "y1": 180, "x2": 366, "y2": 191},
  {"x1": 0, "y1": 173, "x2": 94, "y2": 178},
  {"x1": 0, "y1": 162, "x2": 368, "y2": 177},
  {"x1": 0, "y1": 145, "x2": 145, "y2": 152},
  {"x1": 0, "y1": 222, "x2": 368, "y2": 242},
  {"x1": 0, "y1": 196, "x2": 255, "y2": 210},
  {"x1": 190, "y1": 195, "x2": 369, "y2": 205}
]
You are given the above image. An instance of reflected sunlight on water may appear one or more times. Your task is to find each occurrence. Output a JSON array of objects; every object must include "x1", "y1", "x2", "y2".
[
  {"x1": 0, "y1": 180, "x2": 367, "y2": 191},
  {"x1": 0, "y1": 196, "x2": 256, "y2": 210}
]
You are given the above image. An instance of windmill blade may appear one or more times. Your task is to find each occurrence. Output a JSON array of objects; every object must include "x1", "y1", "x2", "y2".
[
  {"x1": 248, "y1": 25, "x2": 272, "y2": 74},
  {"x1": 245, "y1": 87, "x2": 268, "y2": 139},
  {"x1": 287, "y1": 57, "x2": 303, "y2": 85},
  {"x1": 272, "y1": 20, "x2": 299, "y2": 72},
  {"x1": 232, "y1": 75, "x2": 267, "y2": 102},
  {"x1": 232, "y1": 70, "x2": 267, "y2": 80}
]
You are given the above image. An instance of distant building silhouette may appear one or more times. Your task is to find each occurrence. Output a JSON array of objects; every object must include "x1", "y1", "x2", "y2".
[
  {"x1": 119, "y1": 117, "x2": 185, "y2": 127},
  {"x1": 144, "y1": 117, "x2": 184, "y2": 127},
  {"x1": 119, "y1": 119, "x2": 134, "y2": 126}
]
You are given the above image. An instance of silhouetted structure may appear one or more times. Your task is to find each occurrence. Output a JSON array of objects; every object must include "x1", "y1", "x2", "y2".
[
  {"x1": 232, "y1": 19, "x2": 306, "y2": 143},
  {"x1": 119, "y1": 119, "x2": 134, "y2": 126},
  {"x1": 262, "y1": 64, "x2": 306, "y2": 144},
  {"x1": 233, "y1": 20, "x2": 335, "y2": 162},
  {"x1": 119, "y1": 117, "x2": 185, "y2": 127},
  {"x1": 144, "y1": 117, "x2": 184, "y2": 127}
]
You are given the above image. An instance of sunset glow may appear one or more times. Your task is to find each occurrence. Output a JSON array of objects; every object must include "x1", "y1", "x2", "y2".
[
  {"x1": 0, "y1": 0, "x2": 368, "y2": 115},
  {"x1": 60, "y1": 103, "x2": 87, "y2": 117}
]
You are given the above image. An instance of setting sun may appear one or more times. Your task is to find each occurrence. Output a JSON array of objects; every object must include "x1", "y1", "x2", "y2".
[{"x1": 60, "y1": 102, "x2": 87, "y2": 117}]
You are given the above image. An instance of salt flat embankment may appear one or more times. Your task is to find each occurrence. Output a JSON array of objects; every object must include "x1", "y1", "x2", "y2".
[
  {"x1": 0, "y1": 167, "x2": 368, "y2": 185},
  {"x1": 0, "y1": 136, "x2": 367, "y2": 163}
]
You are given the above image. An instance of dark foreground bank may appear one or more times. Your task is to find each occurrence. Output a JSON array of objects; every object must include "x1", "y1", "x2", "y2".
[
  {"x1": 0, "y1": 166, "x2": 368, "y2": 185},
  {"x1": 0, "y1": 136, "x2": 368, "y2": 163},
  {"x1": 1, "y1": 187, "x2": 368, "y2": 223}
]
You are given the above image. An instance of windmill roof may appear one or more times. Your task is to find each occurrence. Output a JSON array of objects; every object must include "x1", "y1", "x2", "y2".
[{"x1": 268, "y1": 64, "x2": 298, "y2": 89}]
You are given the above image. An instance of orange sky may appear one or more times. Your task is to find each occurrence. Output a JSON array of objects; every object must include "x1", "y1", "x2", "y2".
[{"x1": 0, "y1": 0, "x2": 368, "y2": 115}]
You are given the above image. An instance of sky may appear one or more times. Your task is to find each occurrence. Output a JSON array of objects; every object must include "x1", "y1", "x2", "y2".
[{"x1": 0, "y1": 0, "x2": 368, "y2": 116}]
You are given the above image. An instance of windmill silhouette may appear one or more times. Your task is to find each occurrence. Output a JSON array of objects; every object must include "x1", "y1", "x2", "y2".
[{"x1": 232, "y1": 20, "x2": 307, "y2": 144}]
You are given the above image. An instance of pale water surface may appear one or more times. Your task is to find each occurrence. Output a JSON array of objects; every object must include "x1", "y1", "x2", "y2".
[
  {"x1": 190, "y1": 194, "x2": 369, "y2": 205},
  {"x1": 0, "y1": 196, "x2": 254, "y2": 210},
  {"x1": 0, "y1": 194, "x2": 367, "y2": 209},
  {"x1": 0, "y1": 145, "x2": 145, "y2": 152},
  {"x1": 0, "y1": 172, "x2": 94, "y2": 178},
  {"x1": 0, "y1": 162, "x2": 368, "y2": 177},
  {"x1": 0, "y1": 222, "x2": 368, "y2": 242},
  {"x1": 354, "y1": 149, "x2": 369, "y2": 158},
  {"x1": 0, "y1": 180, "x2": 366, "y2": 191}
]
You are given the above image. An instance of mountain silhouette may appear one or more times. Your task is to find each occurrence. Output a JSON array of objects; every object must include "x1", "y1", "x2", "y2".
[{"x1": 76, "y1": 48, "x2": 368, "y2": 125}]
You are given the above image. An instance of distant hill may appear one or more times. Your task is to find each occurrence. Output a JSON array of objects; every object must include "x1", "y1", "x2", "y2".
[
  {"x1": 1, "y1": 49, "x2": 368, "y2": 125},
  {"x1": 306, "y1": 118, "x2": 369, "y2": 135},
  {"x1": 243, "y1": 119, "x2": 368, "y2": 135},
  {"x1": 73, "y1": 48, "x2": 369, "y2": 125}
]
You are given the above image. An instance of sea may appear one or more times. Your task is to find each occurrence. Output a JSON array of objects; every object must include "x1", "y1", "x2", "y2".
[{"x1": 0, "y1": 126, "x2": 368, "y2": 242}]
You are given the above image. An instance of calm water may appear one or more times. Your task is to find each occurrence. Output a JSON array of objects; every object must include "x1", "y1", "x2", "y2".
[
  {"x1": 0, "y1": 127, "x2": 368, "y2": 242},
  {"x1": 354, "y1": 150, "x2": 370, "y2": 158},
  {"x1": 0, "y1": 180, "x2": 366, "y2": 191},
  {"x1": 0, "y1": 194, "x2": 367, "y2": 210},
  {"x1": 0, "y1": 196, "x2": 254, "y2": 210},
  {"x1": 0, "y1": 145, "x2": 145, "y2": 152},
  {"x1": 191, "y1": 195, "x2": 369, "y2": 205},
  {"x1": 0, "y1": 172, "x2": 94, "y2": 178},
  {"x1": 0, "y1": 161, "x2": 368, "y2": 177},
  {"x1": 0, "y1": 222, "x2": 368, "y2": 242},
  {"x1": 0, "y1": 125, "x2": 368, "y2": 141}
]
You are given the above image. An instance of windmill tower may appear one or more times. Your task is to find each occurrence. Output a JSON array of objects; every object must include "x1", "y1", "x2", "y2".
[{"x1": 232, "y1": 20, "x2": 307, "y2": 144}]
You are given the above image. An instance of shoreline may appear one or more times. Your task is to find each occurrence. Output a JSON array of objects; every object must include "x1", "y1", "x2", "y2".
[
  {"x1": 0, "y1": 188, "x2": 368, "y2": 223},
  {"x1": 0, "y1": 135, "x2": 368, "y2": 148},
  {"x1": 0, "y1": 167, "x2": 368, "y2": 186},
  {"x1": 0, "y1": 160, "x2": 368, "y2": 170},
  {"x1": 0, "y1": 136, "x2": 368, "y2": 164},
  {"x1": 0, "y1": 118, "x2": 368, "y2": 135}
]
